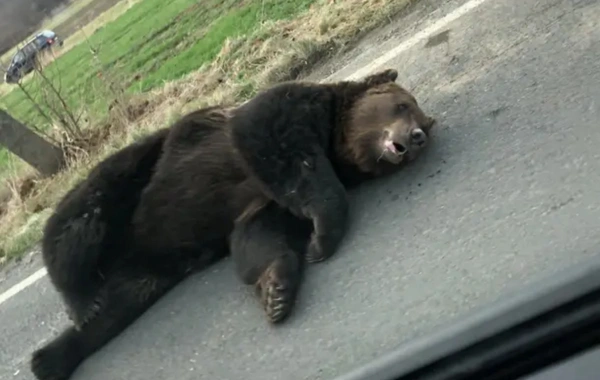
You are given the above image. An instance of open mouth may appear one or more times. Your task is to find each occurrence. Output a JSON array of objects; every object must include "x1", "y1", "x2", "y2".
[{"x1": 384, "y1": 139, "x2": 407, "y2": 156}]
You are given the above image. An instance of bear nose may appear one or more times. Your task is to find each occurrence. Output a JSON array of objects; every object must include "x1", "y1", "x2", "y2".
[{"x1": 411, "y1": 128, "x2": 426, "y2": 145}]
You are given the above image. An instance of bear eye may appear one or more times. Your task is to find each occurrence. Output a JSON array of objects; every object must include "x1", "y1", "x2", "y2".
[{"x1": 396, "y1": 103, "x2": 408, "y2": 113}]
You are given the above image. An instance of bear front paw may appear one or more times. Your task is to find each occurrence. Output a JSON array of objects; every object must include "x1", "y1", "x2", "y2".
[
  {"x1": 305, "y1": 234, "x2": 332, "y2": 263},
  {"x1": 257, "y1": 261, "x2": 296, "y2": 324},
  {"x1": 77, "y1": 298, "x2": 103, "y2": 330},
  {"x1": 65, "y1": 295, "x2": 104, "y2": 331}
]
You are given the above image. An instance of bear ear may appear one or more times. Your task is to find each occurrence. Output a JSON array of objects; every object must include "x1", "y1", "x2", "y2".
[
  {"x1": 422, "y1": 116, "x2": 437, "y2": 134},
  {"x1": 363, "y1": 69, "x2": 398, "y2": 86}
]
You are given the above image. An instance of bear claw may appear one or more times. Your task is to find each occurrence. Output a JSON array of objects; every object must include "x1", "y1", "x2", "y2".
[
  {"x1": 305, "y1": 236, "x2": 330, "y2": 264},
  {"x1": 258, "y1": 263, "x2": 295, "y2": 324},
  {"x1": 67, "y1": 297, "x2": 103, "y2": 331},
  {"x1": 79, "y1": 299, "x2": 103, "y2": 329}
]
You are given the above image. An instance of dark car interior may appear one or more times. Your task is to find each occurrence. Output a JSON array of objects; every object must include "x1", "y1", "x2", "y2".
[{"x1": 333, "y1": 254, "x2": 600, "y2": 380}]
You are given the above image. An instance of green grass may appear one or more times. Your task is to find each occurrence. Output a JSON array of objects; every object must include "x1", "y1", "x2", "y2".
[
  {"x1": 0, "y1": 208, "x2": 52, "y2": 260},
  {"x1": 0, "y1": 142, "x2": 12, "y2": 176},
  {"x1": 0, "y1": 0, "x2": 315, "y2": 174}
]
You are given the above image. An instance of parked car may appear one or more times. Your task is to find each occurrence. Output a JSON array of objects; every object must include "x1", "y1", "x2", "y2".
[{"x1": 3, "y1": 30, "x2": 63, "y2": 84}]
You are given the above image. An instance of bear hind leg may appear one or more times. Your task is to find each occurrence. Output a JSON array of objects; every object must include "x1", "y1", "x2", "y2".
[
  {"x1": 231, "y1": 202, "x2": 311, "y2": 324},
  {"x1": 31, "y1": 266, "x2": 182, "y2": 380}
]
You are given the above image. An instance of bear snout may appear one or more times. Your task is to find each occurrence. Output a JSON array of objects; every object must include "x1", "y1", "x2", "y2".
[{"x1": 410, "y1": 128, "x2": 427, "y2": 147}]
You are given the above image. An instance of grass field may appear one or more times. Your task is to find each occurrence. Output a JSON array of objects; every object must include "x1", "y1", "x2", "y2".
[
  {"x1": 1, "y1": 0, "x2": 316, "y2": 122},
  {"x1": 0, "y1": 0, "x2": 140, "y2": 177},
  {"x1": 0, "y1": 0, "x2": 316, "y2": 173},
  {"x1": 0, "y1": 0, "x2": 127, "y2": 89},
  {"x1": 0, "y1": 0, "x2": 415, "y2": 261}
]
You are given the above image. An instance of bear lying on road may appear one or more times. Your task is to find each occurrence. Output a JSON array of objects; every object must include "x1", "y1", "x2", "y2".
[
  {"x1": 230, "y1": 70, "x2": 435, "y2": 264},
  {"x1": 133, "y1": 68, "x2": 434, "y2": 324},
  {"x1": 31, "y1": 69, "x2": 435, "y2": 380}
]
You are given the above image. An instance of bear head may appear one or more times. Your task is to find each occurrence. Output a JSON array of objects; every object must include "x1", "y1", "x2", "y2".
[{"x1": 339, "y1": 69, "x2": 436, "y2": 174}]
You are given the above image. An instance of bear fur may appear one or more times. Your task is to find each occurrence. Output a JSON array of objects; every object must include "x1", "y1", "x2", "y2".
[
  {"x1": 229, "y1": 69, "x2": 435, "y2": 264},
  {"x1": 40, "y1": 127, "x2": 170, "y2": 330},
  {"x1": 30, "y1": 69, "x2": 435, "y2": 380},
  {"x1": 230, "y1": 200, "x2": 314, "y2": 322}
]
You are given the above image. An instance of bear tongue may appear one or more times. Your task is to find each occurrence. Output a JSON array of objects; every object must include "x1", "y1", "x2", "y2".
[{"x1": 384, "y1": 140, "x2": 399, "y2": 155}]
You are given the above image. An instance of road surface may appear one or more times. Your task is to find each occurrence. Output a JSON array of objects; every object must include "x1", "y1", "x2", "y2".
[{"x1": 1, "y1": 0, "x2": 600, "y2": 378}]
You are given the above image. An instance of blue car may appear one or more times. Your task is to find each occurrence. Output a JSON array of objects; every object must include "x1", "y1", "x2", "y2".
[{"x1": 3, "y1": 30, "x2": 63, "y2": 84}]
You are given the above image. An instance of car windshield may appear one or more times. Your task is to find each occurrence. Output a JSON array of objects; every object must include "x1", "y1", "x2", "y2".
[
  {"x1": 39, "y1": 30, "x2": 56, "y2": 39},
  {"x1": 11, "y1": 51, "x2": 25, "y2": 64},
  {"x1": 1, "y1": 2, "x2": 599, "y2": 380},
  {"x1": 34, "y1": 36, "x2": 47, "y2": 48}
]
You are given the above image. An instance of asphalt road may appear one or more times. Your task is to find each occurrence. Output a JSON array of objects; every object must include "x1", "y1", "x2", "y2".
[{"x1": 1, "y1": 0, "x2": 600, "y2": 379}]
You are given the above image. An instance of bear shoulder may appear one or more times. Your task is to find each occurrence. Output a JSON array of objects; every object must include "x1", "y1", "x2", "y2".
[{"x1": 47, "y1": 127, "x2": 170, "y2": 228}]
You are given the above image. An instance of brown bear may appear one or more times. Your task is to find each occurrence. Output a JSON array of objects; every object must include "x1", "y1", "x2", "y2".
[
  {"x1": 30, "y1": 69, "x2": 435, "y2": 380},
  {"x1": 229, "y1": 69, "x2": 434, "y2": 264},
  {"x1": 39, "y1": 127, "x2": 171, "y2": 330},
  {"x1": 229, "y1": 68, "x2": 435, "y2": 321}
]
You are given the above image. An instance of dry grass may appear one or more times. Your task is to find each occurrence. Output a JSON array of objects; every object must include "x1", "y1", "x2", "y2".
[{"x1": 0, "y1": 0, "x2": 415, "y2": 261}]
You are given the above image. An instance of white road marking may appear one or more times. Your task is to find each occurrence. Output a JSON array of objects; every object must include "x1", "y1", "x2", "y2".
[
  {"x1": 323, "y1": 0, "x2": 489, "y2": 82},
  {"x1": 0, "y1": 0, "x2": 491, "y2": 308},
  {"x1": 0, "y1": 267, "x2": 47, "y2": 306}
]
